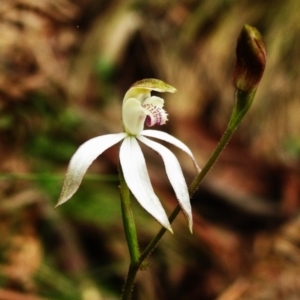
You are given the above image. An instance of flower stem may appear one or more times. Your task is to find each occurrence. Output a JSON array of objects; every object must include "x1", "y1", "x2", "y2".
[
  {"x1": 119, "y1": 164, "x2": 140, "y2": 299},
  {"x1": 121, "y1": 264, "x2": 140, "y2": 300},
  {"x1": 190, "y1": 88, "x2": 256, "y2": 194}
]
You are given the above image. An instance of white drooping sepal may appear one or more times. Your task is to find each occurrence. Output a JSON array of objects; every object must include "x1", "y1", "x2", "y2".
[
  {"x1": 138, "y1": 135, "x2": 193, "y2": 232},
  {"x1": 120, "y1": 136, "x2": 173, "y2": 232},
  {"x1": 55, "y1": 133, "x2": 126, "y2": 208}
]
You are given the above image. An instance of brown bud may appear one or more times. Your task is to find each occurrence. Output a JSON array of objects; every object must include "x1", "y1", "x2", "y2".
[{"x1": 233, "y1": 25, "x2": 266, "y2": 92}]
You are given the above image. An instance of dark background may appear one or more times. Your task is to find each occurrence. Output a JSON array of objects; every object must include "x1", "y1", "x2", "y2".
[{"x1": 1, "y1": 0, "x2": 300, "y2": 299}]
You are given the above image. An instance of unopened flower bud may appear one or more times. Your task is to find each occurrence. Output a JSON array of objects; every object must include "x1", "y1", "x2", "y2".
[{"x1": 233, "y1": 25, "x2": 266, "y2": 92}]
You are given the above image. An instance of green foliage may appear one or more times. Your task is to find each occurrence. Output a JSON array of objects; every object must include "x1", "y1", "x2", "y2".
[{"x1": 62, "y1": 181, "x2": 121, "y2": 226}]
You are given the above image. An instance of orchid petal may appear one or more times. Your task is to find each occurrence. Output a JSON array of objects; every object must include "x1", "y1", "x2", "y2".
[
  {"x1": 138, "y1": 135, "x2": 193, "y2": 232},
  {"x1": 120, "y1": 136, "x2": 172, "y2": 232},
  {"x1": 141, "y1": 130, "x2": 200, "y2": 172},
  {"x1": 56, "y1": 133, "x2": 126, "y2": 207}
]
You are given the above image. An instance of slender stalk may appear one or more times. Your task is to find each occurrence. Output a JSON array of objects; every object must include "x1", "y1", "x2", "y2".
[
  {"x1": 140, "y1": 205, "x2": 180, "y2": 262},
  {"x1": 188, "y1": 126, "x2": 235, "y2": 196},
  {"x1": 121, "y1": 264, "x2": 140, "y2": 300},
  {"x1": 119, "y1": 183, "x2": 140, "y2": 264},
  {"x1": 119, "y1": 164, "x2": 140, "y2": 299}
]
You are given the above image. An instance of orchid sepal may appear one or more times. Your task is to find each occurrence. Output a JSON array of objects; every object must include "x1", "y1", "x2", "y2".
[{"x1": 55, "y1": 133, "x2": 126, "y2": 208}]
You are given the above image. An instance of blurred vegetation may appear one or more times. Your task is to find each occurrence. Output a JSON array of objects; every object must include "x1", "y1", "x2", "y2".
[{"x1": 0, "y1": 0, "x2": 300, "y2": 299}]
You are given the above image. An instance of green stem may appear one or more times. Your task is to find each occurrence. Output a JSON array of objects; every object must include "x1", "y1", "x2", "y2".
[
  {"x1": 119, "y1": 182, "x2": 140, "y2": 264},
  {"x1": 121, "y1": 264, "x2": 140, "y2": 300},
  {"x1": 140, "y1": 205, "x2": 181, "y2": 263},
  {"x1": 188, "y1": 126, "x2": 235, "y2": 196},
  {"x1": 119, "y1": 164, "x2": 140, "y2": 300}
]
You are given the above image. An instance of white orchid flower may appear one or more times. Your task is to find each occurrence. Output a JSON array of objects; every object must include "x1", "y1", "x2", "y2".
[{"x1": 56, "y1": 79, "x2": 200, "y2": 232}]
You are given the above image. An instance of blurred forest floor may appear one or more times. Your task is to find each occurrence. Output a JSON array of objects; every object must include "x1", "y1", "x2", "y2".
[{"x1": 1, "y1": 0, "x2": 300, "y2": 299}]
